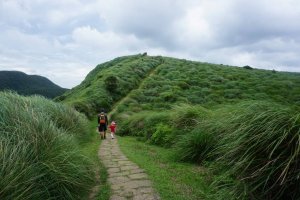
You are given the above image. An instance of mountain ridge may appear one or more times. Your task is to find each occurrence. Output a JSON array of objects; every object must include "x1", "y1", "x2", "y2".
[
  {"x1": 0, "y1": 70, "x2": 68, "y2": 98},
  {"x1": 58, "y1": 54, "x2": 300, "y2": 117}
]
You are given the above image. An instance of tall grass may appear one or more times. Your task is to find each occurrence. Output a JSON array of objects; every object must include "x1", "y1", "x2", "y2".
[
  {"x1": 117, "y1": 101, "x2": 300, "y2": 199},
  {"x1": 0, "y1": 92, "x2": 94, "y2": 200},
  {"x1": 216, "y1": 102, "x2": 300, "y2": 199},
  {"x1": 174, "y1": 127, "x2": 216, "y2": 163},
  {"x1": 117, "y1": 111, "x2": 171, "y2": 138},
  {"x1": 170, "y1": 104, "x2": 209, "y2": 130},
  {"x1": 117, "y1": 104, "x2": 216, "y2": 161}
]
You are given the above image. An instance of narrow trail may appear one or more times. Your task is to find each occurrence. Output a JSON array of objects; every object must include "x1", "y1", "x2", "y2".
[
  {"x1": 108, "y1": 61, "x2": 163, "y2": 119},
  {"x1": 90, "y1": 58, "x2": 164, "y2": 199},
  {"x1": 99, "y1": 137, "x2": 160, "y2": 200}
]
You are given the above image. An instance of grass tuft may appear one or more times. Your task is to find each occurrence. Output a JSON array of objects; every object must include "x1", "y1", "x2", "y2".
[
  {"x1": 216, "y1": 101, "x2": 300, "y2": 199},
  {"x1": 0, "y1": 91, "x2": 94, "y2": 200}
]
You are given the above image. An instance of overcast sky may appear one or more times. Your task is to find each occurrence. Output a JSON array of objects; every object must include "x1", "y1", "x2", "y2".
[{"x1": 0, "y1": 0, "x2": 299, "y2": 88}]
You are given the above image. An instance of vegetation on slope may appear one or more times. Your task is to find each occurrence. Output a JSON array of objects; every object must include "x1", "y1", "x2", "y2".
[
  {"x1": 215, "y1": 102, "x2": 300, "y2": 199},
  {"x1": 59, "y1": 54, "x2": 300, "y2": 115},
  {"x1": 0, "y1": 71, "x2": 67, "y2": 98},
  {"x1": 117, "y1": 102, "x2": 300, "y2": 199},
  {"x1": 0, "y1": 92, "x2": 94, "y2": 200},
  {"x1": 57, "y1": 54, "x2": 163, "y2": 118},
  {"x1": 56, "y1": 54, "x2": 300, "y2": 199},
  {"x1": 111, "y1": 57, "x2": 300, "y2": 114}
]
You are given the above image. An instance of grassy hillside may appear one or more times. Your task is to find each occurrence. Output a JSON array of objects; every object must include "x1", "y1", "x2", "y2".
[
  {"x1": 60, "y1": 54, "x2": 299, "y2": 117},
  {"x1": 111, "y1": 57, "x2": 300, "y2": 115},
  {"x1": 58, "y1": 54, "x2": 300, "y2": 199},
  {"x1": 0, "y1": 92, "x2": 94, "y2": 200},
  {"x1": 0, "y1": 71, "x2": 68, "y2": 98},
  {"x1": 57, "y1": 54, "x2": 163, "y2": 118}
]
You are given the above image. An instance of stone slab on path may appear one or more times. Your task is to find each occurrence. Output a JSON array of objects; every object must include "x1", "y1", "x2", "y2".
[{"x1": 99, "y1": 137, "x2": 160, "y2": 200}]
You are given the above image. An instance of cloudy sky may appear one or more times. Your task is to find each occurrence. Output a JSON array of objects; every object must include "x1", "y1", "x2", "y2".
[{"x1": 0, "y1": 0, "x2": 299, "y2": 88}]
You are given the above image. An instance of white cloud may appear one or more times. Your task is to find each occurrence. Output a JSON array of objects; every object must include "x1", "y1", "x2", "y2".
[
  {"x1": 0, "y1": 0, "x2": 300, "y2": 88},
  {"x1": 173, "y1": 5, "x2": 215, "y2": 50},
  {"x1": 0, "y1": 29, "x2": 51, "y2": 52},
  {"x1": 71, "y1": 26, "x2": 144, "y2": 50}
]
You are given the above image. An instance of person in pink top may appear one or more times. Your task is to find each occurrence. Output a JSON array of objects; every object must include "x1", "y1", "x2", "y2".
[{"x1": 109, "y1": 121, "x2": 117, "y2": 139}]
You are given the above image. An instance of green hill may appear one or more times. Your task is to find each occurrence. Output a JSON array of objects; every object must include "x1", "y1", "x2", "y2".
[
  {"x1": 57, "y1": 54, "x2": 163, "y2": 117},
  {"x1": 60, "y1": 54, "x2": 300, "y2": 115},
  {"x1": 0, "y1": 71, "x2": 68, "y2": 98},
  {"x1": 58, "y1": 54, "x2": 300, "y2": 199}
]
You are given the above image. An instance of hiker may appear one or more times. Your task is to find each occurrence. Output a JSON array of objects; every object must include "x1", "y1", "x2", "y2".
[
  {"x1": 97, "y1": 109, "x2": 108, "y2": 139},
  {"x1": 109, "y1": 121, "x2": 117, "y2": 139}
]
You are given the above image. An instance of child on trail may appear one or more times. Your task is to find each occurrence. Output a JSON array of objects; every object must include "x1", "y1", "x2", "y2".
[
  {"x1": 109, "y1": 121, "x2": 117, "y2": 139},
  {"x1": 97, "y1": 110, "x2": 108, "y2": 139}
]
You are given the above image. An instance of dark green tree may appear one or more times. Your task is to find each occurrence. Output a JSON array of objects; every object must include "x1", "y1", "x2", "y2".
[{"x1": 104, "y1": 75, "x2": 118, "y2": 92}]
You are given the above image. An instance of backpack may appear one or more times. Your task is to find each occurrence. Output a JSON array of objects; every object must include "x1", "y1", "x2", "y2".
[{"x1": 99, "y1": 114, "x2": 106, "y2": 124}]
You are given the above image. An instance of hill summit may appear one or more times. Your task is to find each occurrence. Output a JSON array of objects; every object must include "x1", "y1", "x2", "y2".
[{"x1": 58, "y1": 54, "x2": 300, "y2": 117}]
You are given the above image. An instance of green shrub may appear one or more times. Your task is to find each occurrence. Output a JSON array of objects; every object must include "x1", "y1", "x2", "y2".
[
  {"x1": 224, "y1": 89, "x2": 242, "y2": 99},
  {"x1": 177, "y1": 81, "x2": 190, "y2": 90},
  {"x1": 104, "y1": 75, "x2": 119, "y2": 92},
  {"x1": 118, "y1": 111, "x2": 171, "y2": 139},
  {"x1": 160, "y1": 91, "x2": 177, "y2": 102},
  {"x1": 116, "y1": 104, "x2": 128, "y2": 113},
  {"x1": 72, "y1": 101, "x2": 94, "y2": 118},
  {"x1": 150, "y1": 123, "x2": 174, "y2": 146},
  {"x1": 175, "y1": 128, "x2": 216, "y2": 163},
  {"x1": 243, "y1": 65, "x2": 253, "y2": 70},
  {"x1": 171, "y1": 104, "x2": 210, "y2": 130}
]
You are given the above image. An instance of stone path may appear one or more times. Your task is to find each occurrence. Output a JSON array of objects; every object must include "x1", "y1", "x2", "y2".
[{"x1": 99, "y1": 137, "x2": 160, "y2": 200}]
